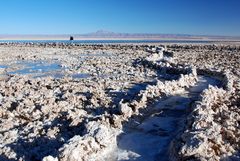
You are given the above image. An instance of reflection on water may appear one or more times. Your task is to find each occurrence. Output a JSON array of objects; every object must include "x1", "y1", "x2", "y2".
[
  {"x1": 8, "y1": 61, "x2": 62, "y2": 75},
  {"x1": 0, "y1": 61, "x2": 90, "y2": 79}
]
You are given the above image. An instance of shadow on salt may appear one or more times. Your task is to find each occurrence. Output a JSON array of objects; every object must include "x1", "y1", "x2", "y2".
[
  {"x1": 116, "y1": 95, "x2": 190, "y2": 161},
  {"x1": 116, "y1": 76, "x2": 222, "y2": 161}
]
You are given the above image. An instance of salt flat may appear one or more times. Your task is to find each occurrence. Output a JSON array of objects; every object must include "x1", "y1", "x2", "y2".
[{"x1": 0, "y1": 43, "x2": 239, "y2": 161}]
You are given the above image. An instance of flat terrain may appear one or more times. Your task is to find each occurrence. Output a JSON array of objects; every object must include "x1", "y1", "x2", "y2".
[{"x1": 0, "y1": 43, "x2": 239, "y2": 161}]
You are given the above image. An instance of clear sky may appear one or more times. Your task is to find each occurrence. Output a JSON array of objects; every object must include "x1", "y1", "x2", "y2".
[{"x1": 0, "y1": 0, "x2": 240, "y2": 36}]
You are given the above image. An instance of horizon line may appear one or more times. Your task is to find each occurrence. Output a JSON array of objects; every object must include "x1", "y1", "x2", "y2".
[{"x1": 0, "y1": 30, "x2": 240, "y2": 38}]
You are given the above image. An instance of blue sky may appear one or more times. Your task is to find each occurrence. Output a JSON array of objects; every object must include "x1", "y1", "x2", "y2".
[{"x1": 0, "y1": 0, "x2": 240, "y2": 36}]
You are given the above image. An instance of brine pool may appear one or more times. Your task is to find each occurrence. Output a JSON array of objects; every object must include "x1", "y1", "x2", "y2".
[{"x1": 0, "y1": 60, "x2": 90, "y2": 79}]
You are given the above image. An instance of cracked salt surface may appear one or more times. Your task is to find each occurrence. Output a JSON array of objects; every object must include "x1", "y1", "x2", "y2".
[{"x1": 116, "y1": 76, "x2": 221, "y2": 161}]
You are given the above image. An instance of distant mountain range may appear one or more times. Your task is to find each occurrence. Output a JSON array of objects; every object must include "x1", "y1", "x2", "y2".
[
  {"x1": 78, "y1": 30, "x2": 240, "y2": 39},
  {"x1": 1, "y1": 30, "x2": 240, "y2": 41}
]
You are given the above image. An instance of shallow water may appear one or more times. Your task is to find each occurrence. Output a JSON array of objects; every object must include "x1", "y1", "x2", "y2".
[
  {"x1": 71, "y1": 73, "x2": 90, "y2": 79},
  {"x1": 116, "y1": 76, "x2": 220, "y2": 161},
  {"x1": 8, "y1": 61, "x2": 62, "y2": 75},
  {"x1": 0, "y1": 65, "x2": 7, "y2": 69},
  {"x1": 0, "y1": 60, "x2": 90, "y2": 79}
]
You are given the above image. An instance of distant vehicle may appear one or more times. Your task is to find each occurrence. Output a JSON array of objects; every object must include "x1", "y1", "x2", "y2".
[{"x1": 70, "y1": 36, "x2": 74, "y2": 41}]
